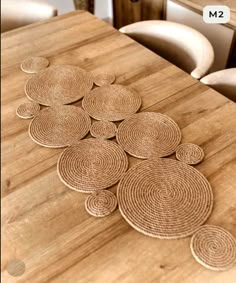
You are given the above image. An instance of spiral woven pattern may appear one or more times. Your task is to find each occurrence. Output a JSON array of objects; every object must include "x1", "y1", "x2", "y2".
[
  {"x1": 25, "y1": 65, "x2": 93, "y2": 106},
  {"x1": 117, "y1": 158, "x2": 213, "y2": 239},
  {"x1": 16, "y1": 102, "x2": 40, "y2": 119},
  {"x1": 117, "y1": 112, "x2": 181, "y2": 159},
  {"x1": 21, "y1": 57, "x2": 49, "y2": 73},
  {"x1": 29, "y1": 105, "x2": 91, "y2": 148},
  {"x1": 57, "y1": 139, "x2": 128, "y2": 193},
  {"x1": 94, "y1": 73, "x2": 115, "y2": 86},
  {"x1": 85, "y1": 190, "x2": 117, "y2": 217},
  {"x1": 90, "y1": 120, "x2": 117, "y2": 139},
  {"x1": 176, "y1": 143, "x2": 204, "y2": 165},
  {"x1": 82, "y1": 84, "x2": 141, "y2": 121},
  {"x1": 191, "y1": 225, "x2": 236, "y2": 271}
]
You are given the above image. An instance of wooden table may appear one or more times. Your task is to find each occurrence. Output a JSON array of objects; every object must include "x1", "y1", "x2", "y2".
[{"x1": 2, "y1": 10, "x2": 236, "y2": 283}]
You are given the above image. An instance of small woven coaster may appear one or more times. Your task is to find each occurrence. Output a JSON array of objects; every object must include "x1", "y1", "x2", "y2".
[
  {"x1": 29, "y1": 105, "x2": 91, "y2": 148},
  {"x1": 117, "y1": 158, "x2": 213, "y2": 239},
  {"x1": 82, "y1": 84, "x2": 141, "y2": 121},
  {"x1": 21, "y1": 57, "x2": 49, "y2": 73},
  {"x1": 90, "y1": 120, "x2": 117, "y2": 139},
  {"x1": 94, "y1": 73, "x2": 115, "y2": 86},
  {"x1": 191, "y1": 225, "x2": 236, "y2": 271},
  {"x1": 85, "y1": 190, "x2": 117, "y2": 217},
  {"x1": 57, "y1": 139, "x2": 128, "y2": 193},
  {"x1": 16, "y1": 102, "x2": 40, "y2": 119},
  {"x1": 117, "y1": 112, "x2": 181, "y2": 159},
  {"x1": 176, "y1": 143, "x2": 204, "y2": 165},
  {"x1": 25, "y1": 65, "x2": 93, "y2": 106}
]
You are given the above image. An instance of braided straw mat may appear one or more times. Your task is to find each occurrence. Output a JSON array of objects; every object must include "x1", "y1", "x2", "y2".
[
  {"x1": 57, "y1": 139, "x2": 128, "y2": 193},
  {"x1": 117, "y1": 158, "x2": 213, "y2": 239},
  {"x1": 191, "y1": 225, "x2": 236, "y2": 271},
  {"x1": 176, "y1": 143, "x2": 204, "y2": 165},
  {"x1": 117, "y1": 112, "x2": 181, "y2": 159},
  {"x1": 85, "y1": 190, "x2": 117, "y2": 217},
  {"x1": 25, "y1": 65, "x2": 93, "y2": 106},
  {"x1": 16, "y1": 102, "x2": 40, "y2": 119},
  {"x1": 90, "y1": 120, "x2": 117, "y2": 139},
  {"x1": 29, "y1": 105, "x2": 91, "y2": 148},
  {"x1": 82, "y1": 84, "x2": 141, "y2": 121},
  {"x1": 21, "y1": 57, "x2": 49, "y2": 73},
  {"x1": 94, "y1": 73, "x2": 115, "y2": 86}
]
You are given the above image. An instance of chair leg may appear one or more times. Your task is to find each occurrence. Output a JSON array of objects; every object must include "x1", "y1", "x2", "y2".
[{"x1": 74, "y1": 0, "x2": 95, "y2": 13}]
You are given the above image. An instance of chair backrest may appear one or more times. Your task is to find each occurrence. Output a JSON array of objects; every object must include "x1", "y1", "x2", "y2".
[
  {"x1": 200, "y1": 68, "x2": 236, "y2": 102},
  {"x1": 119, "y1": 20, "x2": 214, "y2": 79},
  {"x1": 1, "y1": 0, "x2": 58, "y2": 33}
]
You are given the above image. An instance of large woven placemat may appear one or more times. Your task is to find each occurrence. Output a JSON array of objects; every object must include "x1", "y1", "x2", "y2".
[
  {"x1": 82, "y1": 84, "x2": 141, "y2": 121},
  {"x1": 94, "y1": 73, "x2": 115, "y2": 86},
  {"x1": 116, "y1": 112, "x2": 181, "y2": 159},
  {"x1": 90, "y1": 120, "x2": 117, "y2": 139},
  {"x1": 25, "y1": 65, "x2": 93, "y2": 106},
  {"x1": 21, "y1": 57, "x2": 49, "y2": 73},
  {"x1": 190, "y1": 225, "x2": 236, "y2": 271},
  {"x1": 117, "y1": 158, "x2": 213, "y2": 239},
  {"x1": 29, "y1": 105, "x2": 91, "y2": 148},
  {"x1": 176, "y1": 143, "x2": 204, "y2": 165},
  {"x1": 57, "y1": 139, "x2": 128, "y2": 192},
  {"x1": 16, "y1": 102, "x2": 40, "y2": 119}
]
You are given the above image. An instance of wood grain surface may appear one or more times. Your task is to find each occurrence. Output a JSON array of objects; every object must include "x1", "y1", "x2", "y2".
[{"x1": 1, "y1": 10, "x2": 236, "y2": 283}]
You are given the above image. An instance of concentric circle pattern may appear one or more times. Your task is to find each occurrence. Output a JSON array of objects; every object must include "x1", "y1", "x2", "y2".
[
  {"x1": 82, "y1": 84, "x2": 141, "y2": 121},
  {"x1": 117, "y1": 112, "x2": 181, "y2": 159},
  {"x1": 16, "y1": 102, "x2": 40, "y2": 119},
  {"x1": 191, "y1": 225, "x2": 236, "y2": 271},
  {"x1": 25, "y1": 65, "x2": 93, "y2": 106},
  {"x1": 57, "y1": 139, "x2": 128, "y2": 193},
  {"x1": 176, "y1": 143, "x2": 204, "y2": 165},
  {"x1": 29, "y1": 105, "x2": 91, "y2": 148},
  {"x1": 90, "y1": 120, "x2": 117, "y2": 139},
  {"x1": 85, "y1": 190, "x2": 117, "y2": 217},
  {"x1": 21, "y1": 56, "x2": 49, "y2": 73},
  {"x1": 94, "y1": 73, "x2": 115, "y2": 86},
  {"x1": 117, "y1": 158, "x2": 213, "y2": 239}
]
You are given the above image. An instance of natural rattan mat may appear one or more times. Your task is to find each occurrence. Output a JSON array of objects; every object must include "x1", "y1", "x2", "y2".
[
  {"x1": 94, "y1": 73, "x2": 115, "y2": 86},
  {"x1": 21, "y1": 57, "x2": 49, "y2": 73},
  {"x1": 90, "y1": 120, "x2": 117, "y2": 139},
  {"x1": 176, "y1": 143, "x2": 204, "y2": 165},
  {"x1": 16, "y1": 102, "x2": 40, "y2": 119}
]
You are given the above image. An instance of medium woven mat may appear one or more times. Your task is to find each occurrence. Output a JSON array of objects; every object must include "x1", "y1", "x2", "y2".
[
  {"x1": 16, "y1": 102, "x2": 40, "y2": 119},
  {"x1": 85, "y1": 190, "x2": 117, "y2": 217},
  {"x1": 191, "y1": 225, "x2": 236, "y2": 271},
  {"x1": 29, "y1": 105, "x2": 91, "y2": 148},
  {"x1": 82, "y1": 84, "x2": 141, "y2": 121},
  {"x1": 90, "y1": 120, "x2": 117, "y2": 139},
  {"x1": 116, "y1": 112, "x2": 181, "y2": 159},
  {"x1": 21, "y1": 57, "x2": 49, "y2": 73},
  {"x1": 25, "y1": 65, "x2": 93, "y2": 106},
  {"x1": 94, "y1": 73, "x2": 115, "y2": 86},
  {"x1": 176, "y1": 143, "x2": 204, "y2": 165},
  {"x1": 57, "y1": 139, "x2": 128, "y2": 193},
  {"x1": 117, "y1": 158, "x2": 213, "y2": 239}
]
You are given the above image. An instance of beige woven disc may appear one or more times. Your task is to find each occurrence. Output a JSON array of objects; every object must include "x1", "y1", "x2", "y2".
[
  {"x1": 94, "y1": 73, "x2": 115, "y2": 86},
  {"x1": 16, "y1": 102, "x2": 40, "y2": 119},
  {"x1": 117, "y1": 158, "x2": 213, "y2": 239},
  {"x1": 176, "y1": 143, "x2": 204, "y2": 165},
  {"x1": 191, "y1": 225, "x2": 236, "y2": 271},
  {"x1": 90, "y1": 120, "x2": 117, "y2": 139},
  {"x1": 82, "y1": 84, "x2": 141, "y2": 121},
  {"x1": 85, "y1": 190, "x2": 117, "y2": 217},
  {"x1": 57, "y1": 139, "x2": 128, "y2": 193},
  {"x1": 29, "y1": 105, "x2": 91, "y2": 148},
  {"x1": 21, "y1": 57, "x2": 49, "y2": 73},
  {"x1": 25, "y1": 65, "x2": 93, "y2": 106},
  {"x1": 117, "y1": 112, "x2": 181, "y2": 159}
]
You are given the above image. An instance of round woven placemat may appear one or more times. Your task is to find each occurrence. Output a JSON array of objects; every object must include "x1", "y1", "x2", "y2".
[
  {"x1": 29, "y1": 105, "x2": 91, "y2": 148},
  {"x1": 90, "y1": 120, "x2": 117, "y2": 139},
  {"x1": 116, "y1": 112, "x2": 181, "y2": 159},
  {"x1": 57, "y1": 139, "x2": 128, "y2": 192},
  {"x1": 25, "y1": 65, "x2": 93, "y2": 106},
  {"x1": 94, "y1": 73, "x2": 115, "y2": 86},
  {"x1": 85, "y1": 190, "x2": 117, "y2": 217},
  {"x1": 16, "y1": 102, "x2": 40, "y2": 119},
  {"x1": 21, "y1": 57, "x2": 49, "y2": 73},
  {"x1": 117, "y1": 158, "x2": 213, "y2": 239},
  {"x1": 82, "y1": 84, "x2": 141, "y2": 121},
  {"x1": 190, "y1": 225, "x2": 236, "y2": 271},
  {"x1": 176, "y1": 143, "x2": 204, "y2": 165}
]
